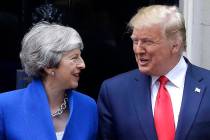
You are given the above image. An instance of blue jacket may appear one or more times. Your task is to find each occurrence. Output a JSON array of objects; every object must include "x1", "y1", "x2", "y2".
[
  {"x1": 98, "y1": 59, "x2": 210, "y2": 140},
  {"x1": 0, "y1": 79, "x2": 98, "y2": 140}
]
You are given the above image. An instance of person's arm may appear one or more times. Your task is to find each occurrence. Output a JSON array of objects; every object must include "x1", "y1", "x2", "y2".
[
  {"x1": 89, "y1": 98, "x2": 98, "y2": 140},
  {"x1": 97, "y1": 81, "x2": 115, "y2": 140},
  {"x1": 0, "y1": 104, "x2": 5, "y2": 139}
]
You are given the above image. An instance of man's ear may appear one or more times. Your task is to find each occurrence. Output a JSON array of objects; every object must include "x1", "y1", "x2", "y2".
[
  {"x1": 171, "y1": 36, "x2": 182, "y2": 53},
  {"x1": 172, "y1": 43, "x2": 179, "y2": 53}
]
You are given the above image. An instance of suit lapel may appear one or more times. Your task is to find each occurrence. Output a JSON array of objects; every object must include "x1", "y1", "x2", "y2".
[
  {"x1": 24, "y1": 80, "x2": 56, "y2": 140},
  {"x1": 175, "y1": 64, "x2": 206, "y2": 140},
  {"x1": 130, "y1": 72, "x2": 157, "y2": 140}
]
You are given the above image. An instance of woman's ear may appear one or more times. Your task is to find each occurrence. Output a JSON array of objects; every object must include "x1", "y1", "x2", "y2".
[{"x1": 44, "y1": 68, "x2": 55, "y2": 76}]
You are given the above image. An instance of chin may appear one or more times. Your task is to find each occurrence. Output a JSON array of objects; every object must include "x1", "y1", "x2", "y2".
[
  {"x1": 138, "y1": 67, "x2": 152, "y2": 75},
  {"x1": 71, "y1": 83, "x2": 79, "y2": 89},
  {"x1": 138, "y1": 66, "x2": 148, "y2": 72}
]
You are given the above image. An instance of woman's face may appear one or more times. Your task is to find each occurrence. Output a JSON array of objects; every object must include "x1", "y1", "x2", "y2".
[{"x1": 53, "y1": 48, "x2": 85, "y2": 89}]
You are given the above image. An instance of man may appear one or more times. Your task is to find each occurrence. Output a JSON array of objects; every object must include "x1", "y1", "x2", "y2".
[{"x1": 97, "y1": 5, "x2": 210, "y2": 140}]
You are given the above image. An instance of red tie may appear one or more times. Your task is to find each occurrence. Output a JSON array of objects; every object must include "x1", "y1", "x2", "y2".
[{"x1": 154, "y1": 76, "x2": 175, "y2": 140}]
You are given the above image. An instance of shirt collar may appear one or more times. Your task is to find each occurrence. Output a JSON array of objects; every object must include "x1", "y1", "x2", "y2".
[{"x1": 151, "y1": 56, "x2": 188, "y2": 88}]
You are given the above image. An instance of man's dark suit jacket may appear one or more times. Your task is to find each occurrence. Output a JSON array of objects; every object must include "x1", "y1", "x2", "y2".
[{"x1": 98, "y1": 60, "x2": 210, "y2": 140}]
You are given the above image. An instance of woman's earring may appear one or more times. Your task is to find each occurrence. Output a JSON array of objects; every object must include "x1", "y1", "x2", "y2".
[{"x1": 51, "y1": 71, "x2": 55, "y2": 76}]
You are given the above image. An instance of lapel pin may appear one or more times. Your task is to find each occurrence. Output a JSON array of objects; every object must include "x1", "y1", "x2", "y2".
[{"x1": 194, "y1": 87, "x2": 201, "y2": 93}]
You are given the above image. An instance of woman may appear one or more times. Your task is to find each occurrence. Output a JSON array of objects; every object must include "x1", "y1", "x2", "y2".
[{"x1": 0, "y1": 22, "x2": 98, "y2": 140}]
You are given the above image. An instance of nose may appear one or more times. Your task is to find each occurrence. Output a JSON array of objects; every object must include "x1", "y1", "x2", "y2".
[
  {"x1": 77, "y1": 57, "x2": 86, "y2": 69},
  {"x1": 133, "y1": 42, "x2": 146, "y2": 54}
]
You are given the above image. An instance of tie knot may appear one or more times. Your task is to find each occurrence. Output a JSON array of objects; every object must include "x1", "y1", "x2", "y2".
[{"x1": 158, "y1": 76, "x2": 169, "y2": 85}]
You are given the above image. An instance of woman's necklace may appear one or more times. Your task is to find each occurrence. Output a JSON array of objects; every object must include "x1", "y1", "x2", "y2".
[{"x1": 51, "y1": 94, "x2": 68, "y2": 118}]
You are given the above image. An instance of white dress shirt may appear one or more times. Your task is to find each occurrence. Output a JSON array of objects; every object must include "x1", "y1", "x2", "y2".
[{"x1": 151, "y1": 57, "x2": 188, "y2": 128}]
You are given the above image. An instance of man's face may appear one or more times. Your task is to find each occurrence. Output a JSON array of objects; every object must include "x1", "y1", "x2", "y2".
[{"x1": 131, "y1": 25, "x2": 180, "y2": 76}]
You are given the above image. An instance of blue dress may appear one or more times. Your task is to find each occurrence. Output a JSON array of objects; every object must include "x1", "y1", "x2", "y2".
[{"x1": 0, "y1": 79, "x2": 98, "y2": 140}]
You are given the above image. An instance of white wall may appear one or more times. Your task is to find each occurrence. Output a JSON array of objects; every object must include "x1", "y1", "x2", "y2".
[{"x1": 180, "y1": 0, "x2": 210, "y2": 70}]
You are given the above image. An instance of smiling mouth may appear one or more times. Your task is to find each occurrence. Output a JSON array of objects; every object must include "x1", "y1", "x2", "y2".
[
  {"x1": 73, "y1": 73, "x2": 80, "y2": 80},
  {"x1": 138, "y1": 58, "x2": 149, "y2": 65}
]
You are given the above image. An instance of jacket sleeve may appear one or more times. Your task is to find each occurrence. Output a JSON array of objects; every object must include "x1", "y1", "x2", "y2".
[
  {"x1": 97, "y1": 81, "x2": 115, "y2": 140},
  {"x1": 0, "y1": 104, "x2": 6, "y2": 139}
]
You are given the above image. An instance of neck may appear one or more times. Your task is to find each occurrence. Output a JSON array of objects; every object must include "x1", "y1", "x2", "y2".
[
  {"x1": 160, "y1": 56, "x2": 182, "y2": 76},
  {"x1": 42, "y1": 79, "x2": 66, "y2": 110}
]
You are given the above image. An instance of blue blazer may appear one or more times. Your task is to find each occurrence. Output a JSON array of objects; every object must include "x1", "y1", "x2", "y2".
[
  {"x1": 0, "y1": 80, "x2": 98, "y2": 140},
  {"x1": 98, "y1": 59, "x2": 210, "y2": 140}
]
